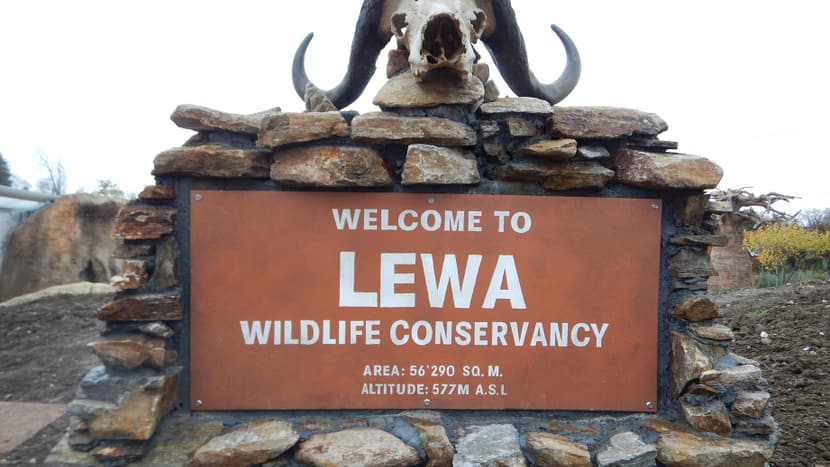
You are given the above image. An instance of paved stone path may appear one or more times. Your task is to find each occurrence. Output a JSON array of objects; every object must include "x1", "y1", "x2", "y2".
[{"x1": 0, "y1": 402, "x2": 66, "y2": 454}]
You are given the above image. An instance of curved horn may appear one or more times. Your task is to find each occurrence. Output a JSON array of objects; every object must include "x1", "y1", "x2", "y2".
[
  {"x1": 482, "y1": 1, "x2": 581, "y2": 105},
  {"x1": 292, "y1": 0, "x2": 391, "y2": 109}
]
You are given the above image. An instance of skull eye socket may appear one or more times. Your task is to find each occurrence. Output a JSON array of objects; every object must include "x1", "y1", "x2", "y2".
[{"x1": 392, "y1": 13, "x2": 408, "y2": 39}]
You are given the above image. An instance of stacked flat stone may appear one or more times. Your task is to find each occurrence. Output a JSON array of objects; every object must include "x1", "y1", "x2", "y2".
[
  {"x1": 58, "y1": 183, "x2": 182, "y2": 463},
  {"x1": 152, "y1": 101, "x2": 723, "y2": 195},
  {"x1": 48, "y1": 96, "x2": 779, "y2": 466}
]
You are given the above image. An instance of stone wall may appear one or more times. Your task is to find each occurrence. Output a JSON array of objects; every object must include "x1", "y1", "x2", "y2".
[{"x1": 50, "y1": 95, "x2": 777, "y2": 466}]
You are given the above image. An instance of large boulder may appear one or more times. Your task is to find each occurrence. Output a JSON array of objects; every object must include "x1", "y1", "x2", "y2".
[{"x1": 0, "y1": 194, "x2": 125, "y2": 301}]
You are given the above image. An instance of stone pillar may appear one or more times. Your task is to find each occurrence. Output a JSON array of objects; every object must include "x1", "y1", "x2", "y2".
[{"x1": 709, "y1": 213, "x2": 756, "y2": 292}]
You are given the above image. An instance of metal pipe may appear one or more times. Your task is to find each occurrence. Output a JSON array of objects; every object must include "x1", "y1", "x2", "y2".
[{"x1": 0, "y1": 186, "x2": 58, "y2": 203}]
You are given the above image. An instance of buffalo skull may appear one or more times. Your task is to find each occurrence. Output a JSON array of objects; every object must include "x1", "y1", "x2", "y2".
[
  {"x1": 292, "y1": 0, "x2": 581, "y2": 109},
  {"x1": 391, "y1": 0, "x2": 487, "y2": 81}
]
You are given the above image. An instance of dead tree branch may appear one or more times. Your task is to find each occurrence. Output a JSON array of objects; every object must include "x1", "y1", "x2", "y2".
[{"x1": 709, "y1": 188, "x2": 798, "y2": 228}]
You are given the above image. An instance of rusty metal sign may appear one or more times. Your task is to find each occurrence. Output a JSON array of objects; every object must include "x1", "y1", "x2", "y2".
[{"x1": 190, "y1": 192, "x2": 661, "y2": 411}]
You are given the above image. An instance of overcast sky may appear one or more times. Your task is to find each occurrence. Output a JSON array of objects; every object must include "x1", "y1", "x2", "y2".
[{"x1": 1, "y1": 1, "x2": 827, "y2": 213}]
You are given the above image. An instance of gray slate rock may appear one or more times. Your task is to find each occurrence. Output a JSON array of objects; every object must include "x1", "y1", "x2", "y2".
[
  {"x1": 187, "y1": 419, "x2": 299, "y2": 467},
  {"x1": 295, "y1": 428, "x2": 421, "y2": 467},
  {"x1": 596, "y1": 431, "x2": 657, "y2": 467},
  {"x1": 577, "y1": 145, "x2": 611, "y2": 160},
  {"x1": 153, "y1": 145, "x2": 272, "y2": 179},
  {"x1": 453, "y1": 424, "x2": 526, "y2": 467},
  {"x1": 258, "y1": 112, "x2": 349, "y2": 148},
  {"x1": 549, "y1": 107, "x2": 667, "y2": 139},
  {"x1": 479, "y1": 97, "x2": 553, "y2": 116},
  {"x1": 373, "y1": 72, "x2": 484, "y2": 109},
  {"x1": 171, "y1": 104, "x2": 280, "y2": 135},
  {"x1": 352, "y1": 112, "x2": 477, "y2": 147}
]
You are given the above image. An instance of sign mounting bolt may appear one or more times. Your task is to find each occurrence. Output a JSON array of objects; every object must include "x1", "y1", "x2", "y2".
[
  {"x1": 423, "y1": 399, "x2": 431, "y2": 407},
  {"x1": 428, "y1": 197, "x2": 436, "y2": 205},
  {"x1": 194, "y1": 194, "x2": 203, "y2": 201},
  {"x1": 194, "y1": 400, "x2": 203, "y2": 407},
  {"x1": 651, "y1": 204, "x2": 659, "y2": 209},
  {"x1": 646, "y1": 401, "x2": 654, "y2": 409}
]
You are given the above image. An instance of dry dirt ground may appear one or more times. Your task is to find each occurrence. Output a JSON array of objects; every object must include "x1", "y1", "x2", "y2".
[
  {"x1": 715, "y1": 282, "x2": 830, "y2": 466},
  {"x1": 0, "y1": 286, "x2": 828, "y2": 465},
  {"x1": 0, "y1": 294, "x2": 105, "y2": 465}
]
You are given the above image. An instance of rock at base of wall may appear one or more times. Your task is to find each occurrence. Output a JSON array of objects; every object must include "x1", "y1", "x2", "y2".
[
  {"x1": 46, "y1": 413, "x2": 226, "y2": 467},
  {"x1": 402, "y1": 414, "x2": 454, "y2": 467},
  {"x1": 644, "y1": 419, "x2": 772, "y2": 467},
  {"x1": 453, "y1": 424, "x2": 526, "y2": 466},
  {"x1": 68, "y1": 367, "x2": 179, "y2": 441},
  {"x1": 596, "y1": 431, "x2": 657, "y2": 467},
  {"x1": 187, "y1": 419, "x2": 299, "y2": 467},
  {"x1": 525, "y1": 431, "x2": 592, "y2": 466},
  {"x1": 92, "y1": 441, "x2": 148, "y2": 464},
  {"x1": 295, "y1": 428, "x2": 420, "y2": 467}
]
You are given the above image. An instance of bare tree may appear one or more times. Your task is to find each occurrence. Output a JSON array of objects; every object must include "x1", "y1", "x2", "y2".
[
  {"x1": 799, "y1": 208, "x2": 830, "y2": 232},
  {"x1": 92, "y1": 179, "x2": 126, "y2": 199},
  {"x1": 708, "y1": 188, "x2": 798, "y2": 228},
  {"x1": 36, "y1": 151, "x2": 67, "y2": 195}
]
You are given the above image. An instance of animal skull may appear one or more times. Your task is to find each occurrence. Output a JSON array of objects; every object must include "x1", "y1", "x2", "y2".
[
  {"x1": 292, "y1": 0, "x2": 581, "y2": 109},
  {"x1": 390, "y1": 0, "x2": 487, "y2": 80}
]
